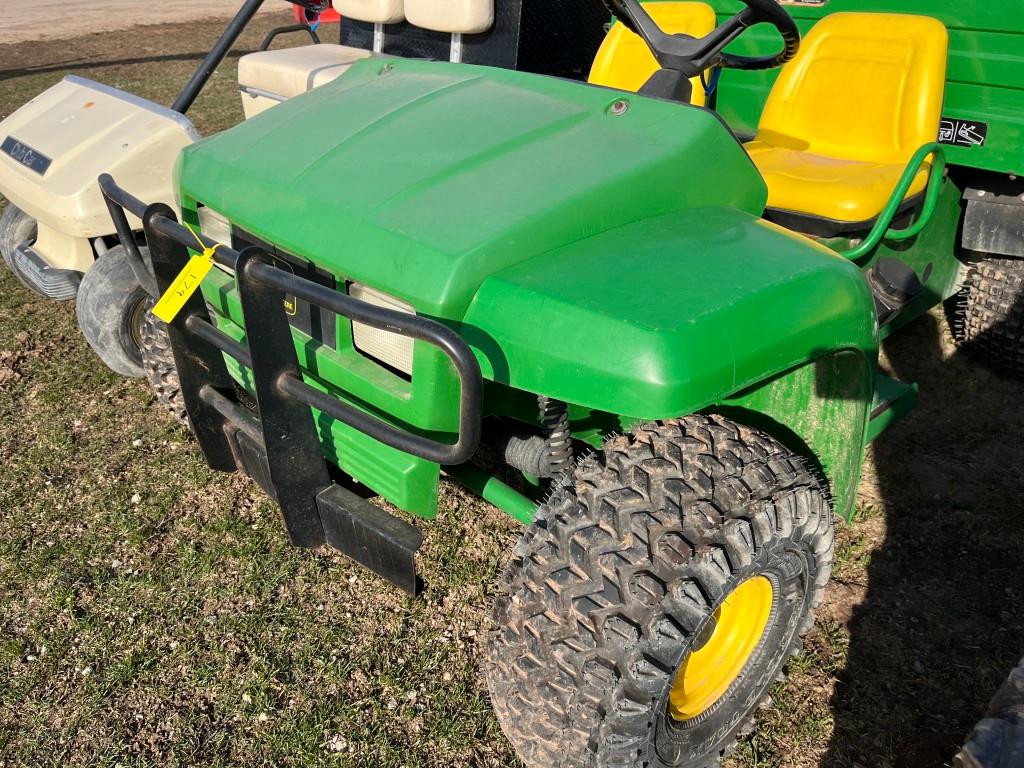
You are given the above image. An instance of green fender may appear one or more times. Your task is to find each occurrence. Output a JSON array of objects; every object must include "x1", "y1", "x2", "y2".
[
  {"x1": 462, "y1": 206, "x2": 878, "y2": 418},
  {"x1": 718, "y1": 351, "x2": 873, "y2": 521},
  {"x1": 461, "y1": 208, "x2": 878, "y2": 518}
]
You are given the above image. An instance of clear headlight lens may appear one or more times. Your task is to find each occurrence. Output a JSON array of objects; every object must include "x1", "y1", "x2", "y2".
[
  {"x1": 349, "y1": 283, "x2": 415, "y2": 376},
  {"x1": 197, "y1": 205, "x2": 232, "y2": 248},
  {"x1": 197, "y1": 205, "x2": 233, "y2": 274}
]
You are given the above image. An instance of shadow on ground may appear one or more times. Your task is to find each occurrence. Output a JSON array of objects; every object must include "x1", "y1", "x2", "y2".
[{"x1": 823, "y1": 294, "x2": 1024, "y2": 767}]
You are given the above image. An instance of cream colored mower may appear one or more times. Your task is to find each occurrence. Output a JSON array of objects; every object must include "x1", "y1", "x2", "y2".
[
  {"x1": 0, "y1": 0, "x2": 560, "y2": 392},
  {"x1": 0, "y1": 0, "x2": 395, "y2": 380}
]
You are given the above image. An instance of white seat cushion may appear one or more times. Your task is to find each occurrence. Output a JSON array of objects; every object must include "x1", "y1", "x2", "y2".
[
  {"x1": 238, "y1": 44, "x2": 372, "y2": 99},
  {"x1": 404, "y1": 0, "x2": 494, "y2": 34},
  {"x1": 335, "y1": 0, "x2": 405, "y2": 24}
]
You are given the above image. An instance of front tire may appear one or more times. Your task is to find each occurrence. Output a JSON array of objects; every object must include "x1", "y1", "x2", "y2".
[
  {"x1": 139, "y1": 306, "x2": 188, "y2": 425},
  {"x1": 949, "y1": 256, "x2": 1024, "y2": 379},
  {"x1": 75, "y1": 244, "x2": 152, "y2": 378},
  {"x1": 486, "y1": 415, "x2": 834, "y2": 768},
  {"x1": 0, "y1": 204, "x2": 38, "y2": 274}
]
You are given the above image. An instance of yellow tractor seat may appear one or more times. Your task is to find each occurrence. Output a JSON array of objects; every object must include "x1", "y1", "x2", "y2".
[
  {"x1": 588, "y1": 2, "x2": 718, "y2": 107},
  {"x1": 745, "y1": 12, "x2": 948, "y2": 234}
]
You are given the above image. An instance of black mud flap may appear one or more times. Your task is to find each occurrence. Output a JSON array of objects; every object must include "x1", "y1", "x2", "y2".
[
  {"x1": 225, "y1": 418, "x2": 423, "y2": 595},
  {"x1": 317, "y1": 485, "x2": 423, "y2": 596}
]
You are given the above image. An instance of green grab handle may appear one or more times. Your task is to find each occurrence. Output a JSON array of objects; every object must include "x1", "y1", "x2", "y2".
[{"x1": 839, "y1": 142, "x2": 946, "y2": 262}]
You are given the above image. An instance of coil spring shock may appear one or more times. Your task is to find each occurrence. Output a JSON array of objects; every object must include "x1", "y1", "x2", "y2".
[{"x1": 539, "y1": 396, "x2": 572, "y2": 477}]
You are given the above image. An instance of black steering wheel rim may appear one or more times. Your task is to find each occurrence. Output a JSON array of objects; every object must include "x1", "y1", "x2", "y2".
[
  {"x1": 722, "y1": 0, "x2": 800, "y2": 70},
  {"x1": 602, "y1": 0, "x2": 800, "y2": 76}
]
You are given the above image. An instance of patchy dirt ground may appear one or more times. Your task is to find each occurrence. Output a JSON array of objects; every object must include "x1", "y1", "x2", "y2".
[
  {"x1": 1, "y1": 17, "x2": 1023, "y2": 768},
  {"x1": 0, "y1": 1, "x2": 289, "y2": 45}
]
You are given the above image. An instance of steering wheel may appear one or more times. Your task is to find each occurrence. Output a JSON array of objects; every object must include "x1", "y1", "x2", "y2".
[
  {"x1": 603, "y1": 0, "x2": 799, "y2": 100},
  {"x1": 289, "y1": 0, "x2": 330, "y2": 13}
]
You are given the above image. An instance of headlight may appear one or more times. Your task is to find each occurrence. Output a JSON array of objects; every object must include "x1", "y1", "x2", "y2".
[
  {"x1": 349, "y1": 283, "x2": 415, "y2": 376},
  {"x1": 196, "y1": 205, "x2": 232, "y2": 247}
]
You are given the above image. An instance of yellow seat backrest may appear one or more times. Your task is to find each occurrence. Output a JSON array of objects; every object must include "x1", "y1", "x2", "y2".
[
  {"x1": 588, "y1": 2, "x2": 717, "y2": 106},
  {"x1": 755, "y1": 12, "x2": 948, "y2": 165}
]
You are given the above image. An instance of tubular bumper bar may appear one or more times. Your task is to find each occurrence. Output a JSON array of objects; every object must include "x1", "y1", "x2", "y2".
[
  {"x1": 99, "y1": 174, "x2": 484, "y2": 593},
  {"x1": 99, "y1": 173, "x2": 483, "y2": 465}
]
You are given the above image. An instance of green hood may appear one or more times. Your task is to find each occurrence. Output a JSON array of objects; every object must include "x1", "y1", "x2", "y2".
[
  {"x1": 179, "y1": 57, "x2": 874, "y2": 422},
  {"x1": 177, "y1": 57, "x2": 767, "y2": 319}
]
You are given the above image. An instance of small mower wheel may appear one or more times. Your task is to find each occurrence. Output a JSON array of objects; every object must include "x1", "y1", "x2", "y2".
[
  {"x1": 949, "y1": 256, "x2": 1024, "y2": 379},
  {"x1": 486, "y1": 415, "x2": 834, "y2": 768},
  {"x1": 75, "y1": 244, "x2": 152, "y2": 378},
  {"x1": 0, "y1": 204, "x2": 38, "y2": 272},
  {"x1": 139, "y1": 304, "x2": 188, "y2": 426}
]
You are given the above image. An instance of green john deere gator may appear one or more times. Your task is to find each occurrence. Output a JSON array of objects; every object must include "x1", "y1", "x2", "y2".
[{"x1": 99, "y1": 0, "x2": 1024, "y2": 765}]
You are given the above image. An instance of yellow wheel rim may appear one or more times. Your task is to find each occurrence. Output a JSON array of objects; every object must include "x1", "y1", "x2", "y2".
[{"x1": 668, "y1": 576, "x2": 774, "y2": 722}]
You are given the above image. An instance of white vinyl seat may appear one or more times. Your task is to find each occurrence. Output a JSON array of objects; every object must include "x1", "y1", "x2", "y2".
[
  {"x1": 405, "y1": 0, "x2": 494, "y2": 34},
  {"x1": 237, "y1": 0, "x2": 407, "y2": 118},
  {"x1": 238, "y1": 44, "x2": 372, "y2": 117}
]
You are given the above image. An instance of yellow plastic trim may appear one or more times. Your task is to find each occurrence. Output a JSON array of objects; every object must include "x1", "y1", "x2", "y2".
[
  {"x1": 588, "y1": 2, "x2": 717, "y2": 106},
  {"x1": 668, "y1": 575, "x2": 774, "y2": 721}
]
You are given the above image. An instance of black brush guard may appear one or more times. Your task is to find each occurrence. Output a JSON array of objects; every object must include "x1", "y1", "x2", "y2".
[{"x1": 99, "y1": 175, "x2": 483, "y2": 594}]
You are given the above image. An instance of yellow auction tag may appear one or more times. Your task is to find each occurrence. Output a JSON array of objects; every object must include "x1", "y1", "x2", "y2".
[{"x1": 150, "y1": 224, "x2": 221, "y2": 323}]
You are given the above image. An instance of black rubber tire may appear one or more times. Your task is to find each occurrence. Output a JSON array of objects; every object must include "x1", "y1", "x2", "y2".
[
  {"x1": 75, "y1": 244, "x2": 151, "y2": 378},
  {"x1": 138, "y1": 303, "x2": 188, "y2": 426},
  {"x1": 486, "y1": 415, "x2": 834, "y2": 768},
  {"x1": 0, "y1": 204, "x2": 38, "y2": 273},
  {"x1": 949, "y1": 256, "x2": 1024, "y2": 379},
  {"x1": 954, "y1": 656, "x2": 1024, "y2": 768}
]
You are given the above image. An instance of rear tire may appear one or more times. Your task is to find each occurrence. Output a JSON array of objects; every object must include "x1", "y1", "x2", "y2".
[
  {"x1": 486, "y1": 415, "x2": 834, "y2": 768},
  {"x1": 954, "y1": 656, "x2": 1024, "y2": 768},
  {"x1": 139, "y1": 306, "x2": 188, "y2": 425},
  {"x1": 75, "y1": 244, "x2": 151, "y2": 378},
  {"x1": 0, "y1": 204, "x2": 38, "y2": 274},
  {"x1": 949, "y1": 256, "x2": 1024, "y2": 379}
]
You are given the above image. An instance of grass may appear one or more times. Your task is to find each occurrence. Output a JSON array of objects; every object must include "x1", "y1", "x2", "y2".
[
  {"x1": 2, "y1": 16, "x2": 1024, "y2": 768},
  {"x1": 0, "y1": 16, "x2": 518, "y2": 767},
  {"x1": 0, "y1": 282, "x2": 520, "y2": 768}
]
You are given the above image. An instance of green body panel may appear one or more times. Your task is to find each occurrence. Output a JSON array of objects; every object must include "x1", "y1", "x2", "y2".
[
  {"x1": 176, "y1": 58, "x2": 804, "y2": 517},
  {"x1": 853, "y1": 180, "x2": 965, "y2": 337},
  {"x1": 718, "y1": 351, "x2": 872, "y2": 521},
  {"x1": 202, "y1": 286, "x2": 442, "y2": 517},
  {"x1": 462, "y1": 207, "x2": 876, "y2": 419},
  {"x1": 180, "y1": 56, "x2": 767, "y2": 324},
  {"x1": 708, "y1": 0, "x2": 1024, "y2": 175}
]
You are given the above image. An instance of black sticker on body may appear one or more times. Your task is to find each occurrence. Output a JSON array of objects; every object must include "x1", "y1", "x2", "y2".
[{"x1": 939, "y1": 118, "x2": 988, "y2": 148}]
